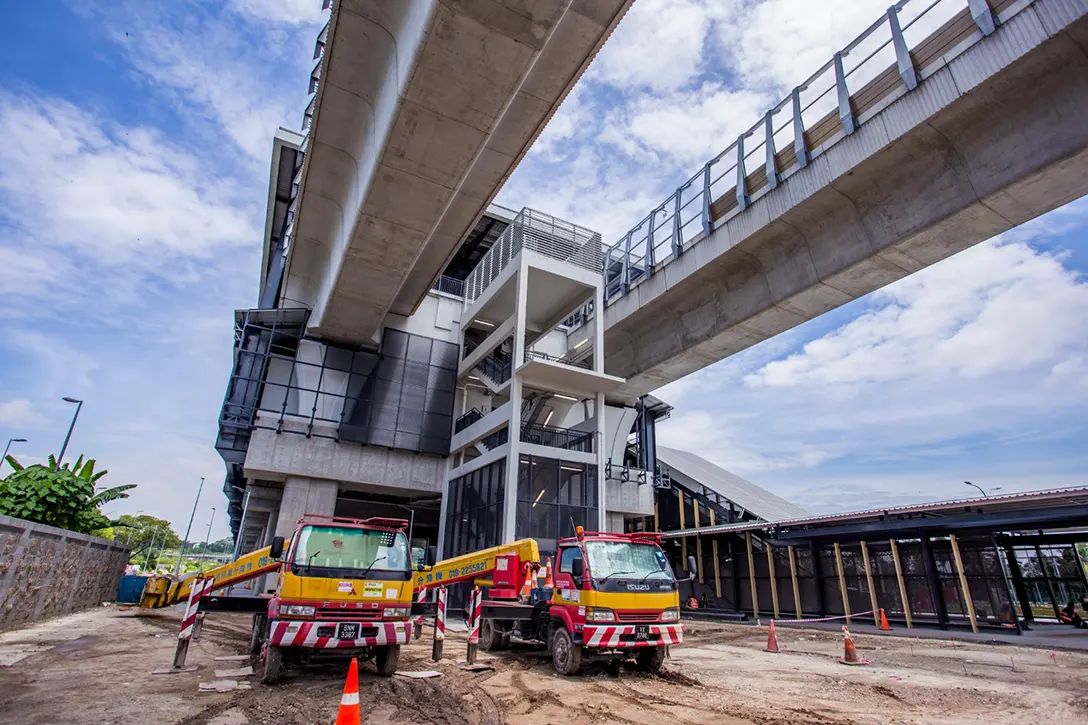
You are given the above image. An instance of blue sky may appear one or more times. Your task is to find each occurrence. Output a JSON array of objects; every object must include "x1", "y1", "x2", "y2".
[{"x1": 0, "y1": 1, "x2": 1085, "y2": 538}]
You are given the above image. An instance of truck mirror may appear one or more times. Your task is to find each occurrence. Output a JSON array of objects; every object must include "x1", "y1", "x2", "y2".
[
  {"x1": 571, "y1": 557, "x2": 584, "y2": 582},
  {"x1": 270, "y1": 536, "x2": 285, "y2": 560},
  {"x1": 687, "y1": 554, "x2": 698, "y2": 581},
  {"x1": 425, "y1": 545, "x2": 437, "y2": 567}
]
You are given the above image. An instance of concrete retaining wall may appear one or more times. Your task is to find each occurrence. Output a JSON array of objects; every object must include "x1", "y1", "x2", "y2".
[{"x1": 0, "y1": 514, "x2": 130, "y2": 632}]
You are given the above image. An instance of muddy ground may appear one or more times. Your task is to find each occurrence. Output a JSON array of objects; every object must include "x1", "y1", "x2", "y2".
[{"x1": 1, "y1": 606, "x2": 1085, "y2": 725}]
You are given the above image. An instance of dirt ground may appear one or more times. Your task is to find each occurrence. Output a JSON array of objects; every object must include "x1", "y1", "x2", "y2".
[{"x1": 1, "y1": 606, "x2": 1086, "y2": 725}]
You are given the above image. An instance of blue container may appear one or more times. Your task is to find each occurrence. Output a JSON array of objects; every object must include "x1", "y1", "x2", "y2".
[{"x1": 116, "y1": 575, "x2": 149, "y2": 604}]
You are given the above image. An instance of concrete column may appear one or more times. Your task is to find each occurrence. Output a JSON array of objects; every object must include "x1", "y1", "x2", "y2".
[
  {"x1": 593, "y1": 285, "x2": 604, "y2": 374},
  {"x1": 595, "y1": 392, "x2": 606, "y2": 531},
  {"x1": 502, "y1": 262, "x2": 530, "y2": 543},
  {"x1": 274, "y1": 476, "x2": 338, "y2": 537}
]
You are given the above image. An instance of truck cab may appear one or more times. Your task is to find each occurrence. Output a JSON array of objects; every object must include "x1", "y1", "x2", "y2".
[
  {"x1": 546, "y1": 529, "x2": 684, "y2": 674},
  {"x1": 253, "y1": 515, "x2": 428, "y2": 682}
]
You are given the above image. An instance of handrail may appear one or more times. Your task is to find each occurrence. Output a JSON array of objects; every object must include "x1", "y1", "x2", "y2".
[
  {"x1": 603, "y1": 0, "x2": 1003, "y2": 305},
  {"x1": 524, "y1": 349, "x2": 591, "y2": 370},
  {"x1": 454, "y1": 408, "x2": 484, "y2": 434},
  {"x1": 520, "y1": 423, "x2": 595, "y2": 453}
]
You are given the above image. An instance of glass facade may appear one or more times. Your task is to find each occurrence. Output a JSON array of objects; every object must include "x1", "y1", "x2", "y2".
[
  {"x1": 515, "y1": 455, "x2": 598, "y2": 554},
  {"x1": 444, "y1": 459, "x2": 506, "y2": 558}
]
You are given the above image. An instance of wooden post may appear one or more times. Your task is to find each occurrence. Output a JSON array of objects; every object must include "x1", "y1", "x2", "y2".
[
  {"x1": 653, "y1": 500, "x2": 659, "y2": 532},
  {"x1": 710, "y1": 510, "x2": 722, "y2": 599},
  {"x1": 859, "y1": 541, "x2": 879, "y2": 626},
  {"x1": 766, "y1": 544, "x2": 780, "y2": 619},
  {"x1": 949, "y1": 535, "x2": 979, "y2": 633},
  {"x1": 694, "y1": 503, "x2": 704, "y2": 584},
  {"x1": 746, "y1": 531, "x2": 759, "y2": 618},
  {"x1": 834, "y1": 542, "x2": 851, "y2": 625},
  {"x1": 679, "y1": 490, "x2": 687, "y2": 561},
  {"x1": 788, "y1": 545, "x2": 802, "y2": 619},
  {"x1": 889, "y1": 538, "x2": 912, "y2": 628}
]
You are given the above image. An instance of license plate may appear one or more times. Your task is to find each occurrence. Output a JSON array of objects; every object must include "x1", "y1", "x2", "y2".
[
  {"x1": 337, "y1": 622, "x2": 361, "y2": 640},
  {"x1": 634, "y1": 625, "x2": 650, "y2": 641}
]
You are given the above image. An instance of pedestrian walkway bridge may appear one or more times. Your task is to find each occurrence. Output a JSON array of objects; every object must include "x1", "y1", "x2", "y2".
[{"x1": 594, "y1": 0, "x2": 1088, "y2": 398}]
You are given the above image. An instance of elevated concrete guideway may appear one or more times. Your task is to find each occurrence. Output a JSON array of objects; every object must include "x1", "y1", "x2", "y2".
[
  {"x1": 288, "y1": 0, "x2": 634, "y2": 347},
  {"x1": 601, "y1": 0, "x2": 1088, "y2": 399}
]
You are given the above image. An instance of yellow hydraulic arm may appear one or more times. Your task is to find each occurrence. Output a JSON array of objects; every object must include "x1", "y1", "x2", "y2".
[
  {"x1": 139, "y1": 545, "x2": 283, "y2": 608},
  {"x1": 413, "y1": 539, "x2": 541, "y2": 592}
]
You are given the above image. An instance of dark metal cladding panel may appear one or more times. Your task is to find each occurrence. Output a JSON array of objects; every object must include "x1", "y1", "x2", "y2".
[{"x1": 338, "y1": 328, "x2": 457, "y2": 455}]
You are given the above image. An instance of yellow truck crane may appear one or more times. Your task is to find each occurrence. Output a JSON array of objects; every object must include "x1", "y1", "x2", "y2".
[{"x1": 139, "y1": 515, "x2": 435, "y2": 683}]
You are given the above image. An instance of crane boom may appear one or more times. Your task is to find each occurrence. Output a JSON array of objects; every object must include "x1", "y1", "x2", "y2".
[
  {"x1": 140, "y1": 545, "x2": 282, "y2": 608},
  {"x1": 414, "y1": 538, "x2": 540, "y2": 591}
]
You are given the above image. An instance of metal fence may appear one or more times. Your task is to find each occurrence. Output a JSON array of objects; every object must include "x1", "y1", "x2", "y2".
[
  {"x1": 432, "y1": 275, "x2": 465, "y2": 298},
  {"x1": 520, "y1": 423, "x2": 595, "y2": 453},
  {"x1": 464, "y1": 208, "x2": 604, "y2": 303},
  {"x1": 604, "y1": 0, "x2": 1015, "y2": 303},
  {"x1": 524, "y1": 349, "x2": 592, "y2": 370}
]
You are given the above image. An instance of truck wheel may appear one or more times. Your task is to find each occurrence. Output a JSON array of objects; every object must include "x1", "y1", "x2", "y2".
[
  {"x1": 551, "y1": 627, "x2": 582, "y2": 676},
  {"x1": 260, "y1": 644, "x2": 283, "y2": 684},
  {"x1": 479, "y1": 619, "x2": 507, "y2": 651},
  {"x1": 375, "y1": 645, "x2": 400, "y2": 677},
  {"x1": 249, "y1": 613, "x2": 267, "y2": 656},
  {"x1": 635, "y1": 646, "x2": 666, "y2": 674}
]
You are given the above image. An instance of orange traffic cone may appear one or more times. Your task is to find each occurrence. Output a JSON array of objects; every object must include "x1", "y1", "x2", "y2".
[
  {"x1": 765, "y1": 620, "x2": 780, "y2": 653},
  {"x1": 520, "y1": 565, "x2": 534, "y2": 601},
  {"x1": 836, "y1": 626, "x2": 871, "y2": 666},
  {"x1": 879, "y1": 608, "x2": 891, "y2": 631},
  {"x1": 334, "y1": 658, "x2": 360, "y2": 725},
  {"x1": 543, "y1": 557, "x2": 554, "y2": 588}
]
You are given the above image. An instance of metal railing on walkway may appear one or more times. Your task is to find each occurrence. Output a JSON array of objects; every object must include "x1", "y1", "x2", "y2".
[
  {"x1": 465, "y1": 208, "x2": 604, "y2": 304},
  {"x1": 604, "y1": 0, "x2": 1016, "y2": 304},
  {"x1": 432, "y1": 275, "x2": 465, "y2": 298},
  {"x1": 520, "y1": 423, "x2": 595, "y2": 453},
  {"x1": 524, "y1": 349, "x2": 592, "y2": 370},
  {"x1": 454, "y1": 408, "x2": 484, "y2": 434}
]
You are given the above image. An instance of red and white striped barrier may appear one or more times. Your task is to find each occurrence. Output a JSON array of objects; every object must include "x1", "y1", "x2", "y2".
[
  {"x1": 466, "y1": 588, "x2": 482, "y2": 665},
  {"x1": 435, "y1": 588, "x2": 447, "y2": 641},
  {"x1": 267, "y1": 620, "x2": 409, "y2": 648},
  {"x1": 432, "y1": 587, "x2": 446, "y2": 662},
  {"x1": 583, "y1": 623, "x2": 683, "y2": 648},
  {"x1": 179, "y1": 577, "x2": 213, "y2": 641},
  {"x1": 413, "y1": 588, "x2": 426, "y2": 639},
  {"x1": 170, "y1": 577, "x2": 213, "y2": 670},
  {"x1": 468, "y1": 589, "x2": 482, "y2": 645}
]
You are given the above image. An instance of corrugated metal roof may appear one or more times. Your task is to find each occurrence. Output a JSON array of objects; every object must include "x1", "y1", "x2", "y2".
[
  {"x1": 656, "y1": 446, "x2": 810, "y2": 523},
  {"x1": 660, "y1": 485, "x2": 1088, "y2": 538}
]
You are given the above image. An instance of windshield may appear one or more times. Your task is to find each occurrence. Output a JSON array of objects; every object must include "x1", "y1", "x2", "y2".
[
  {"x1": 585, "y1": 541, "x2": 674, "y2": 581},
  {"x1": 292, "y1": 526, "x2": 409, "y2": 573}
]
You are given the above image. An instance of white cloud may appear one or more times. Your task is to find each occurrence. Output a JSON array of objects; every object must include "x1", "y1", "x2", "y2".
[
  {"x1": 592, "y1": 0, "x2": 715, "y2": 92},
  {"x1": 0, "y1": 400, "x2": 45, "y2": 428},
  {"x1": 230, "y1": 0, "x2": 326, "y2": 25},
  {"x1": 652, "y1": 225, "x2": 1088, "y2": 512},
  {"x1": 0, "y1": 94, "x2": 257, "y2": 263},
  {"x1": 96, "y1": 0, "x2": 317, "y2": 166},
  {"x1": 619, "y1": 84, "x2": 775, "y2": 166},
  {"x1": 746, "y1": 240, "x2": 1088, "y2": 389}
]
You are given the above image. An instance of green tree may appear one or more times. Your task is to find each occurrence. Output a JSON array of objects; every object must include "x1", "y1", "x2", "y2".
[
  {"x1": 0, "y1": 455, "x2": 134, "y2": 534},
  {"x1": 205, "y1": 537, "x2": 234, "y2": 554},
  {"x1": 115, "y1": 514, "x2": 180, "y2": 565}
]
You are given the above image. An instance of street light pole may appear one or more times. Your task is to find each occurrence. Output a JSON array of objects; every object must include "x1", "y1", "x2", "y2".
[
  {"x1": 174, "y1": 477, "x2": 205, "y2": 577},
  {"x1": 57, "y1": 397, "x2": 84, "y2": 467},
  {"x1": 964, "y1": 481, "x2": 987, "y2": 498},
  {"x1": 2, "y1": 437, "x2": 26, "y2": 471},
  {"x1": 144, "y1": 530, "x2": 159, "y2": 571},
  {"x1": 199, "y1": 508, "x2": 216, "y2": 572}
]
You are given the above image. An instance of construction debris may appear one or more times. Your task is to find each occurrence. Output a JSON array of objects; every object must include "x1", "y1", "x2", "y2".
[
  {"x1": 198, "y1": 679, "x2": 252, "y2": 693},
  {"x1": 394, "y1": 670, "x2": 442, "y2": 679},
  {"x1": 213, "y1": 665, "x2": 254, "y2": 678}
]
